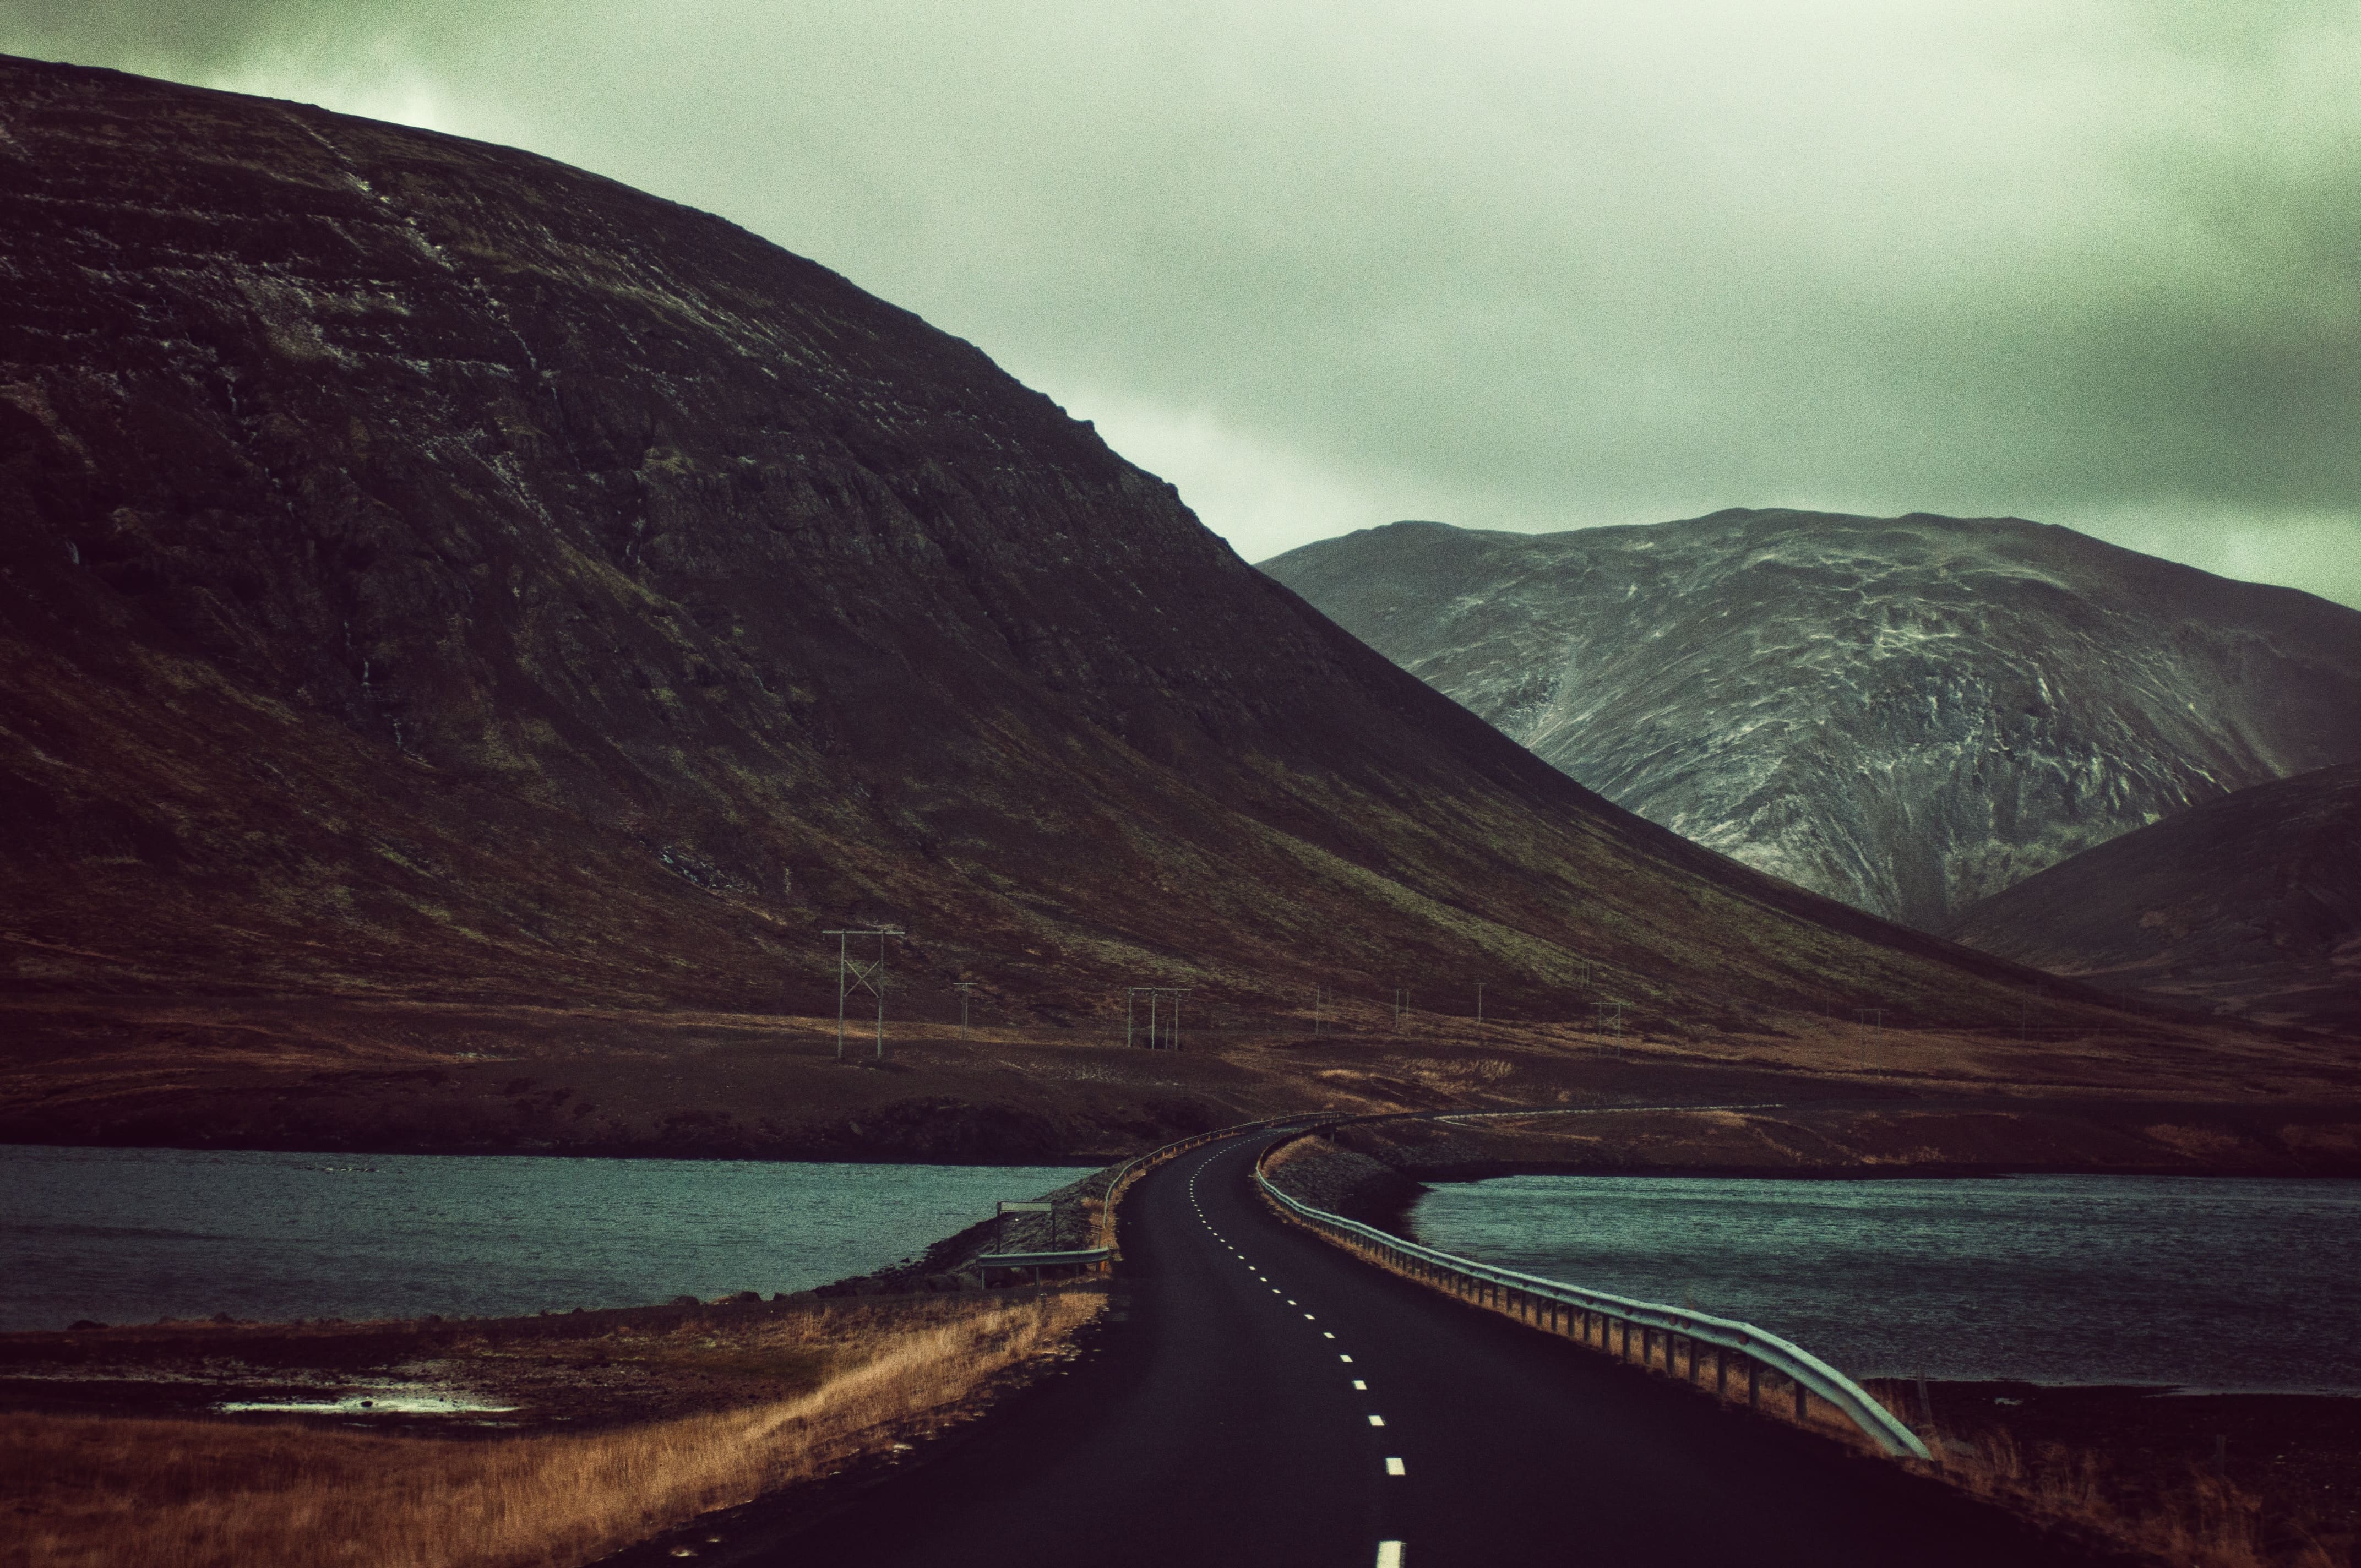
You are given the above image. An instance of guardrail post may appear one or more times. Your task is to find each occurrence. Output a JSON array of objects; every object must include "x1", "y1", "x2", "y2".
[
  {"x1": 1748, "y1": 1358, "x2": 1760, "y2": 1409},
  {"x1": 1793, "y1": 1376, "x2": 1808, "y2": 1424},
  {"x1": 1715, "y1": 1347, "x2": 1727, "y2": 1397}
]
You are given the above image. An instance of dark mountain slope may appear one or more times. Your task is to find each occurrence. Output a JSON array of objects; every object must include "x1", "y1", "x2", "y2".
[
  {"x1": 1944, "y1": 764, "x2": 2361, "y2": 1034},
  {"x1": 1263, "y1": 515, "x2": 2361, "y2": 932},
  {"x1": 0, "y1": 59, "x2": 2274, "y2": 1155}
]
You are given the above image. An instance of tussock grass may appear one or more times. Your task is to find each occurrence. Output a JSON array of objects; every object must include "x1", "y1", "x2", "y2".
[{"x1": 2, "y1": 1288, "x2": 1102, "y2": 1568}]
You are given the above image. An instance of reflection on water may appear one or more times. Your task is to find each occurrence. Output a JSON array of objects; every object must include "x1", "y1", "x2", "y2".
[
  {"x1": 0, "y1": 1144, "x2": 1090, "y2": 1331},
  {"x1": 1410, "y1": 1174, "x2": 2361, "y2": 1391},
  {"x1": 217, "y1": 1391, "x2": 519, "y2": 1414}
]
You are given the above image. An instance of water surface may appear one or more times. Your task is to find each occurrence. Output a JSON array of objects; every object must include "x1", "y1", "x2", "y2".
[
  {"x1": 1411, "y1": 1174, "x2": 2361, "y2": 1391},
  {"x1": 0, "y1": 1144, "x2": 1090, "y2": 1330}
]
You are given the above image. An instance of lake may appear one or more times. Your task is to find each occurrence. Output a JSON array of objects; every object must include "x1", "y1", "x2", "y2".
[
  {"x1": 1410, "y1": 1173, "x2": 2361, "y2": 1392},
  {"x1": 0, "y1": 1144, "x2": 1092, "y2": 1331}
]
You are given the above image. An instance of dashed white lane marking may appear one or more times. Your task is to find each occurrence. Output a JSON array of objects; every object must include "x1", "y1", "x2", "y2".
[
  {"x1": 1323, "y1": 1332, "x2": 1336, "y2": 1340},
  {"x1": 1377, "y1": 1543, "x2": 1404, "y2": 1568},
  {"x1": 1286, "y1": 1299, "x2": 1297, "y2": 1305},
  {"x1": 1367, "y1": 1414, "x2": 1386, "y2": 1427},
  {"x1": 1385, "y1": 1457, "x2": 1406, "y2": 1477},
  {"x1": 1339, "y1": 1354, "x2": 1353, "y2": 1364},
  {"x1": 1303, "y1": 1313, "x2": 1316, "y2": 1320},
  {"x1": 1352, "y1": 1379, "x2": 1367, "y2": 1390}
]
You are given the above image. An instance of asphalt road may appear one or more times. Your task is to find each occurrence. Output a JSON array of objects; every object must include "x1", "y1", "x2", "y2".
[{"x1": 743, "y1": 1131, "x2": 2115, "y2": 1567}]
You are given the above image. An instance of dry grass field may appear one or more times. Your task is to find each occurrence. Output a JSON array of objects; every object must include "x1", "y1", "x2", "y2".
[
  {"x1": 1, "y1": 1288, "x2": 1103, "y2": 1568},
  {"x1": 1872, "y1": 1380, "x2": 2361, "y2": 1568}
]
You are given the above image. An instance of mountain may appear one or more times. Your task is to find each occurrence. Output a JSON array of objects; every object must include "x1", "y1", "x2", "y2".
[
  {"x1": 1941, "y1": 764, "x2": 2361, "y2": 1033},
  {"x1": 1262, "y1": 513, "x2": 2361, "y2": 932},
  {"x1": 0, "y1": 59, "x2": 2278, "y2": 1156}
]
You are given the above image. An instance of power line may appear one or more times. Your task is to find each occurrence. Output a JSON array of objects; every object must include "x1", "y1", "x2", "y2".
[{"x1": 823, "y1": 927, "x2": 904, "y2": 1061}]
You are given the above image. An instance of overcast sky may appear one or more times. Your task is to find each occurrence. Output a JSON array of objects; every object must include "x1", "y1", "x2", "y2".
[{"x1": 11, "y1": 1, "x2": 2361, "y2": 606}]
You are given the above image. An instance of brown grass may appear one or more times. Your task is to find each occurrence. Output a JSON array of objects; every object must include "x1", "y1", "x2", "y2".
[
  {"x1": 2, "y1": 1287, "x2": 1102, "y2": 1568},
  {"x1": 1868, "y1": 1391, "x2": 2349, "y2": 1568}
]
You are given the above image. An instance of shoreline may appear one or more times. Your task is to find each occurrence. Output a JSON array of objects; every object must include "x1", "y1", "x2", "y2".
[
  {"x1": 0, "y1": 1133, "x2": 1139, "y2": 1170},
  {"x1": 23, "y1": 1131, "x2": 2361, "y2": 1178}
]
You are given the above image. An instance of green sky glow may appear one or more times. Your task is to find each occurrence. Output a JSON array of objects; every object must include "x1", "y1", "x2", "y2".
[{"x1": 10, "y1": 0, "x2": 2359, "y2": 606}]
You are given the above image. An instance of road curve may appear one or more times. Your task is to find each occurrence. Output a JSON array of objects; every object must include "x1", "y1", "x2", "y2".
[{"x1": 744, "y1": 1131, "x2": 2112, "y2": 1566}]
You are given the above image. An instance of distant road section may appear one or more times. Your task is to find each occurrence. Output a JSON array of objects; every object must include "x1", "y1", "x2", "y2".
[{"x1": 759, "y1": 1130, "x2": 2110, "y2": 1566}]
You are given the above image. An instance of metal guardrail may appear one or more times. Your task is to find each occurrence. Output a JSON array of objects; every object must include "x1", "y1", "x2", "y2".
[
  {"x1": 972, "y1": 1246, "x2": 1114, "y2": 1283},
  {"x1": 1091, "y1": 1112, "x2": 1347, "y2": 1254},
  {"x1": 1252, "y1": 1139, "x2": 1933, "y2": 1461}
]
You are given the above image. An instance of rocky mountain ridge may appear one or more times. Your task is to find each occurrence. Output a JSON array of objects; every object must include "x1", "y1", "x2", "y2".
[{"x1": 1262, "y1": 513, "x2": 2361, "y2": 930}]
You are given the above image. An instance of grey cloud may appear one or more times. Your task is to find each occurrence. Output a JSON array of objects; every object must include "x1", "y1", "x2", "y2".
[{"x1": 8, "y1": 0, "x2": 2358, "y2": 604}]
